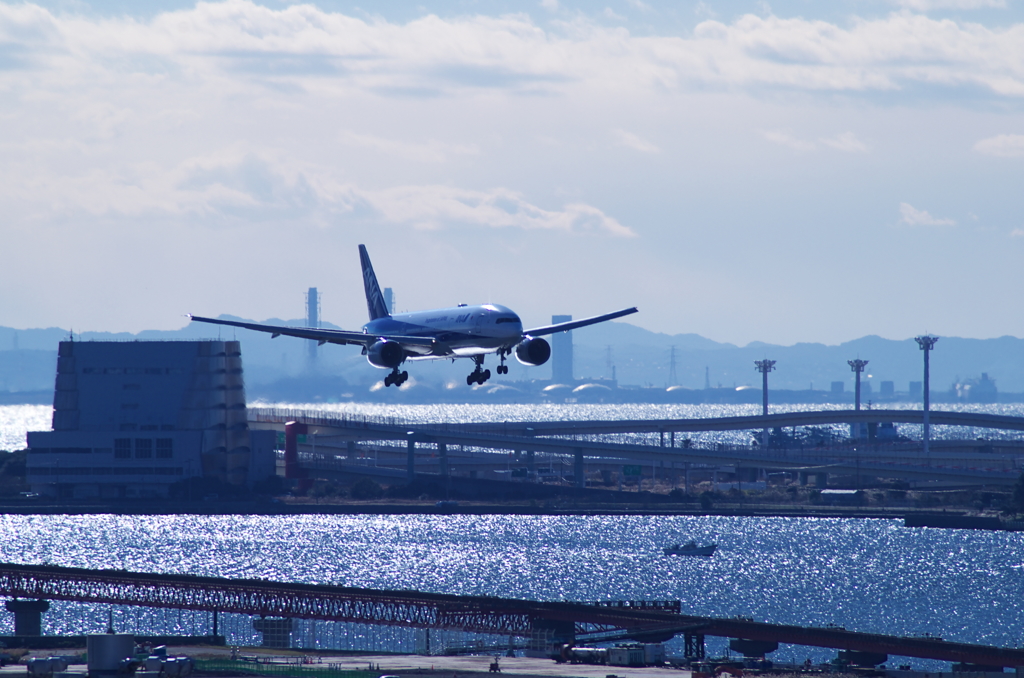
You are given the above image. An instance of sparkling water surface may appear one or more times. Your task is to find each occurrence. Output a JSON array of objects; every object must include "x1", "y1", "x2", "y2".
[
  {"x1": 2, "y1": 403, "x2": 1024, "y2": 663},
  {"x1": 0, "y1": 513, "x2": 1022, "y2": 661}
]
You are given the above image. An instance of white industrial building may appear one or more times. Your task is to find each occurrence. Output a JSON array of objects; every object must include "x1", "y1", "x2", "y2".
[{"x1": 26, "y1": 340, "x2": 276, "y2": 499}]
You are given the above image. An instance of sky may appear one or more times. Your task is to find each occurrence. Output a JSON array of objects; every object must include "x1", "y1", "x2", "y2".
[{"x1": 1, "y1": 0, "x2": 1023, "y2": 346}]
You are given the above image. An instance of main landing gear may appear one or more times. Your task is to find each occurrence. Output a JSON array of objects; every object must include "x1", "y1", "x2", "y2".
[
  {"x1": 467, "y1": 356, "x2": 491, "y2": 386},
  {"x1": 384, "y1": 368, "x2": 408, "y2": 388},
  {"x1": 495, "y1": 349, "x2": 509, "y2": 375}
]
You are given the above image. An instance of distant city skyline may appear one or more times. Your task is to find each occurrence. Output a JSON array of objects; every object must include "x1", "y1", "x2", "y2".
[{"x1": 2, "y1": 0, "x2": 1023, "y2": 345}]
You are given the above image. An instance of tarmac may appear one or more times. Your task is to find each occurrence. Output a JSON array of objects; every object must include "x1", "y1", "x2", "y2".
[
  {"x1": 281, "y1": 653, "x2": 693, "y2": 678},
  {"x1": 1, "y1": 647, "x2": 693, "y2": 678}
]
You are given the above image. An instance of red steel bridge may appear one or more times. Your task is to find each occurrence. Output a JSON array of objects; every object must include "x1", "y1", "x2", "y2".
[{"x1": 3, "y1": 563, "x2": 1024, "y2": 667}]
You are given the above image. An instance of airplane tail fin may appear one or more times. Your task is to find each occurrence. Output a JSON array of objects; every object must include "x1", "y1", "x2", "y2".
[{"x1": 359, "y1": 244, "x2": 391, "y2": 321}]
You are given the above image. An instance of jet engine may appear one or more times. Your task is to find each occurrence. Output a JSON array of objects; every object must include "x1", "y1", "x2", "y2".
[
  {"x1": 366, "y1": 340, "x2": 405, "y2": 369},
  {"x1": 515, "y1": 336, "x2": 551, "y2": 366}
]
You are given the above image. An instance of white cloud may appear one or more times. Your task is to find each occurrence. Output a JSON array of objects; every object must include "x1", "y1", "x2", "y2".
[
  {"x1": 973, "y1": 134, "x2": 1024, "y2": 157},
  {"x1": 899, "y1": 202, "x2": 955, "y2": 226},
  {"x1": 763, "y1": 130, "x2": 816, "y2": 151},
  {"x1": 613, "y1": 129, "x2": 661, "y2": 153},
  {"x1": 338, "y1": 131, "x2": 479, "y2": 163},
  {"x1": 1011, "y1": 228, "x2": 1024, "y2": 238},
  {"x1": 3, "y1": 2, "x2": 1024, "y2": 101},
  {"x1": 820, "y1": 131, "x2": 868, "y2": 153},
  {"x1": 625, "y1": 0, "x2": 653, "y2": 12},
  {"x1": 694, "y1": 2, "x2": 717, "y2": 19},
  {"x1": 368, "y1": 185, "x2": 636, "y2": 236},
  {"x1": 894, "y1": 0, "x2": 1006, "y2": 9},
  {"x1": 0, "y1": 150, "x2": 635, "y2": 237}
]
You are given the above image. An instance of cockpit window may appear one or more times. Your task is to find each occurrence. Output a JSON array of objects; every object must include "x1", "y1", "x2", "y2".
[{"x1": 496, "y1": 315, "x2": 521, "y2": 324}]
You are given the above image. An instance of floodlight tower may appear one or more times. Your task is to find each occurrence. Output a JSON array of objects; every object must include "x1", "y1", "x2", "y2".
[
  {"x1": 754, "y1": 359, "x2": 776, "y2": 450},
  {"x1": 915, "y1": 335, "x2": 939, "y2": 459},
  {"x1": 306, "y1": 287, "x2": 320, "y2": 367},
  {"x1": 848, "y1": 359, "x2": 869, "y2": 439}
]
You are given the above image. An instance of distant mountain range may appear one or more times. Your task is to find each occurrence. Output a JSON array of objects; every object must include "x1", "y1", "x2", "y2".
[{"x1": 1, "y1": 319, "x2": 1022, "y2": 398}]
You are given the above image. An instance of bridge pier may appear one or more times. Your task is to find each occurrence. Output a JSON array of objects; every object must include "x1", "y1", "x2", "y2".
[
  {"x1": 525, "y1": 618, "x2": 575, "y2": 658},
  {"x1": 284, "y1": 422, "x2": 306, "y2": 480},
  {"x1": 439, "y1": 443, "x2": 449, "y2": 477},
  {"x1": 253, "y1": 617, "x2": 293, "y2": 648},
  {"x1": 574, "y1": 448, "x2": 584, "y2": 487},
  {"x1": 684, "y1": 632, "x2": 705, "y2": 660},
  {"x1": 346, "y1": 440, "x2": 355, "y2": 461},
  {"x1": 5, "y1": 599, "x2": 49, "y2": 635},
  {"x1": 407, "y1": 437, "x2": 416, "y2": 479},
  {"x1": 526, "y1": 450, "x2": 535, "y2": 478},
  {"x1": 815, "y1": 472, "x2": 828, "y2": 488}
]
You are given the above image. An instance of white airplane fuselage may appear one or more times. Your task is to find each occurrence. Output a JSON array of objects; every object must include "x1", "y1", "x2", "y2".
[{"x1": 364, "y1": 304, "x2": 524, "y2": 359}]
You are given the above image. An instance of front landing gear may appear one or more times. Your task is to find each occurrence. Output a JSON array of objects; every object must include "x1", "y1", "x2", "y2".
[
  {"x1": 385, "y1": 368, "x2": 408, "y2": 388},
  {"x1": 495, "y1": 349, "x2": 509, "y2": 375},
  {"x1": 467, "y1": 356, "x2": 491, "y2": 386}
]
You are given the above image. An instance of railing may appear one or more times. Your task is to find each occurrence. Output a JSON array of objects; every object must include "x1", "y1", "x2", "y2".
[{"x1": 194, "y1": 659, "x2": 375, "y2": 678}]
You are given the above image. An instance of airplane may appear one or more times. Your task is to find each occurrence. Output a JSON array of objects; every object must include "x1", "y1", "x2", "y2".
[{"x1": 188, "y1": 245, "x2": 638, "y2": 387}]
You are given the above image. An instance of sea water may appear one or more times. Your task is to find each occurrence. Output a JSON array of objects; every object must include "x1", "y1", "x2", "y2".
[{"x1": 2, "y1": 403, "x2": 1023, "y2": 666}]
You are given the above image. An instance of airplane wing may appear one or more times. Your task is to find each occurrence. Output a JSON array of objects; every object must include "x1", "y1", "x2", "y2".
[
  {"x1": 522, "y1": 307, "x2": 638, "y2": 336},
  {"x1": 187, "y1": 315, "x2": 438, "y2": 348}
]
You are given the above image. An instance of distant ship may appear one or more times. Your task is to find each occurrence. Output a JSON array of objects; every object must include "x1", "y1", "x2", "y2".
[{"x1": 663, "y1": 541, "x2": 717, "y2": 557}]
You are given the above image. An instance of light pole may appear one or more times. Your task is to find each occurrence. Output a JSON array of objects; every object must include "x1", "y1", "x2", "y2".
[
  {"x1": 915, "y1": 336, "x2": 939, "y2": 460},
  {"x1": 754, "y1": 360, "x2": 776, "y2": 450},
  {"x1": 848, "y1": 359, "x2": 869, "y2": 440}
]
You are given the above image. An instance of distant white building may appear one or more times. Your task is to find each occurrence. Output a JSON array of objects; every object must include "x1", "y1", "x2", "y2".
[{"x1": 26, "y1": 340, "x2": 276, "y2": 499}]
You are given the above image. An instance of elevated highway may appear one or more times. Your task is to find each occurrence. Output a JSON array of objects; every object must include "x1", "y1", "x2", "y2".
[
  {"x1": 411, "y1": 409, "x2": 1024, "y2": 436},
  {"x1": 250, "y1": 409, "x2": 1024, "y2": 487},
  {"x1": 1, "y1": 562, "x2": 1023, "y2": 667}
]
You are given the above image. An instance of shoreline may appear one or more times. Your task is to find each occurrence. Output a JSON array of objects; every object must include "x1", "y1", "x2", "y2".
[{"x1": 0, "y1": 501, "x2": 1009, "y2": 525}]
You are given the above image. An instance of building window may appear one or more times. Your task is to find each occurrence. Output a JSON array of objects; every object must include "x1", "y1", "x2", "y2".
[
  {"x1": 135, "y1": 439, "x2": 153, "y2": 459},
  {"x1": 114, "y1": 439, "x2": 131, "y2": 459},
  {"x1": 156, "y1": 439, "x2": 173, "y2": 458}
]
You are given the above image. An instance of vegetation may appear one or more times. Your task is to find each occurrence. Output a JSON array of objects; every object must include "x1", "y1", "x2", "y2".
[
  {"x1": 349, "y1": 478, "x2": 384, "y2": 500},
  {"x1": 0, "y1": 449, "x2": 28, "y2": 496},
  {"x1": 167, "y1": 475, "x2": 249, "y2": 501},
  {"x1": 1011, "y1": 472, "x2": 1024, "y2": 515}
]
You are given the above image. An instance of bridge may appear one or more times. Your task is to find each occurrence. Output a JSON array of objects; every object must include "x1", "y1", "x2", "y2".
[
  {"x1": 2, "y1": 563, "x2": 1023, "y2": 667},
  {"x1": 249, "y1": 408, "x2": 1024, "y2": 487}
]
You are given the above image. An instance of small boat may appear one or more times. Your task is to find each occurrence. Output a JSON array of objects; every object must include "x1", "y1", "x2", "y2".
[{"x1": 663, "y1": 540, "x2": 717, "y2": 557}]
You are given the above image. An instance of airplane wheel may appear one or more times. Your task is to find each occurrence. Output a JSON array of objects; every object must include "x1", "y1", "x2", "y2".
[
  {"x1": 467, "y1": 375, "x2": 474, "y2": 386},
  {"x1": 384, "y1": 375, "x2": 393, "y2": 387},
  {"x1": 483, "y1": 369, "x2": 491, "y2": 381}
]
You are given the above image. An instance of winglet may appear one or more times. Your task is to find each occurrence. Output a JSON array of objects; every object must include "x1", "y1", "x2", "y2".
[{"x1": 359, "y1": 244, "x2": 390, "y2": 321}]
